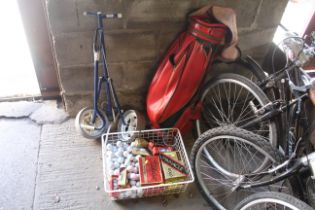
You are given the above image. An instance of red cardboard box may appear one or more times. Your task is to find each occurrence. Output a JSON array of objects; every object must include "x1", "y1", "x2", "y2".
[{"x1": 139, "y1": 156, "x2": 164, "y2": 185}]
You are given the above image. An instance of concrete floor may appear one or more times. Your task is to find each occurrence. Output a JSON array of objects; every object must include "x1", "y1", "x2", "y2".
[{"x1": 0, "y1": 101, "x2": 209, "y2": 210}]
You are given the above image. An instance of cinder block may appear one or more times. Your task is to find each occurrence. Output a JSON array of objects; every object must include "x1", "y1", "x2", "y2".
[
  {"x1": 121, "y1": 61, "x2": 155, "y2": 93},
  {"x1": 59, "y1": 66, "x2": 93, "y2": 94},
  {"x1": 53, "y1": 32, "x2": 93, "y2": 68},
  {"x1": 45, "y1": 0, "x2": 78, "y2": 34},
  {"x1": 46, "y1": 0, "x2": 126, "y2": 34},
  {"x1": 105, "y1": 31, "x2": 156, "y2": 63},
  {"x1": 208, "y1": 61, "x2": 265, "y2": 79},
  {"x1": 63, "y1": 91, "x2": 118, "y2": 117},
  {"x1": 232, "y1": 0, "x2": 262, "y2": 28},
  {"x1": 127, "y1": 0, "x2": 193, "y2": 28},
  {"x1": 59, "y1": 63, "x2": 125, "y2": 94},
  {"x1": 54, "y1": 31, "x2": 156, "y2": 67},
  {"x1": 76, "y1": 0, "x2": 124, "y2": 32},
  {"x1": 238, "y1": 28, "x2": 276, "y2": 51},
  {"x1": 116, "y1": 91, "x2": 146, "y2": 112},
  {"x1": 63, "y1": 91, "x2": 146, "y2": 117},
  {"x1": 63, "y1": 92, "x2": 94, "y2": 117},
  {"x1": 242, "y1": 44, "x2": 271, "y2": 65},
  {"x1": 196, "y1": 0, "x2": 260, "y2": 28},
  {"x1": 157, "y1": 30, "x2": 183, "y2": 56},
  {"x1": 256, "y1": 0, "x2": 288, "y2": 29}
]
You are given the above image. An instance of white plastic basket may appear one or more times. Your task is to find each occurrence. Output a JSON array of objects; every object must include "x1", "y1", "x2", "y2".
[{"x1": 102, "y1": 128, "x2": 194, "y2": 200}]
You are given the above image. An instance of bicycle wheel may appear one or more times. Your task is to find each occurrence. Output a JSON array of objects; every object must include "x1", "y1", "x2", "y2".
[
  {"x1": 240, "y1": 55, "x2": 268, "y2": 82},
  {"x1": 191, "y1": 126, "x2": 286, "y2": 210},
  {"x1": 213, "y1": 56, "x2": 268, "y2": 83},
  {"x1": 196, "y1": 73, "x2": 278, "y2": 146},
  {"x1": 234, "y1": 191, "x2": 313, "y2": 210},
  {"x1": 75, "y1": 107, "x2": 108, "y2": 139}
]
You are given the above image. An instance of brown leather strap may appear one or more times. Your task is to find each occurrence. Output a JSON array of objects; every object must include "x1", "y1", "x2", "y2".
[
  {"x1": 310, "y1": 88, "x2": 315, "y2": 106},
  {"x1": 190, "y1": 5, "x2": 240, "y2": 61},
  {"x1": 210, "y1": 6, "x2": 239, "y2": 61}
]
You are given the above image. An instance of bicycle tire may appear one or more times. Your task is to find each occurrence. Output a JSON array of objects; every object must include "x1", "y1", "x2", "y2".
[
  {"x1": 237, "y1": 55, "x2": 269, "y2": 82},
  {"x1": 196, "y1": 73, "x2": 278, "y2": 146},
  {"x1": 223, "y1": 56, "x2": 278, "y2": 104},
  {"x1": 191, "y1": 126, "x2": 285, "y2": 210},
  {"x1": 211, "y1": 56, "x2": 268, "y2": 83},
  {"x1": 234, "y1": 191, "x2": 314, "y2": 210}
]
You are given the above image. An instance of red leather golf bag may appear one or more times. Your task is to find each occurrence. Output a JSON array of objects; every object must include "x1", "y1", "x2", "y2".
[{"x1": 146, "y1": 5, "x2": 239, "y2": 134}]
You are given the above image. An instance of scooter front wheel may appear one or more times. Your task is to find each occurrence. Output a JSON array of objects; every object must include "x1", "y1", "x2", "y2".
[{"x1": 75, "y1": 107, "x2": 109, "y2": 139}]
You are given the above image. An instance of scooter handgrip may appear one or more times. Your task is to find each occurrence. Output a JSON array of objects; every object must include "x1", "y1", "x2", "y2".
[
  {"x1": 83, "y1": 11, "x2": 98, "y2": 16},
  {"x1": 117, "y1": 13, "x2": 123, "y2": 19},
  {"x1": 105, "y1": 13, "x2": 123, "y2": 19}
]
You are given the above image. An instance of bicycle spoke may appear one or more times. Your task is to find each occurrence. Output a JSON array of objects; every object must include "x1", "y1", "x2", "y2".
[
  {"x1": 194, "y1": 128, "x2": 282, "y2": 209},
  {"x1": 200, "y1": 75, "x2": 276, "y2": 147}
]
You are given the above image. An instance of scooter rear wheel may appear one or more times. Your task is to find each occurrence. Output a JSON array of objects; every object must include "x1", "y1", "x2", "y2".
[
  {"x1": 117, "y1": 110, "x2": 146, "y2": 141},
  {"x1": 75, "y1": 107, "x2": 109, "y2": 139}
]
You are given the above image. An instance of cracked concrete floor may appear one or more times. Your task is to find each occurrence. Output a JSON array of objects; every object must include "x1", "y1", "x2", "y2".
[{"x1": 0, "y1": 101, "x2": 210, "y2": 210}]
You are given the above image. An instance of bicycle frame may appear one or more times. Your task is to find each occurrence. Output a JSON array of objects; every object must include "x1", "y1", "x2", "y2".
[
  {"x1": 238, "y1": 64, "x2": 309, "y2": 135},
  {"x1": 240, "y1": 93, "x2": 308, "y2": 130},
  {"x1": 238, "y1": 150, "x2": 315, "y2": 190},
  {"x1": 231, "y1": 64, "x2": 315, "y2": 190}
]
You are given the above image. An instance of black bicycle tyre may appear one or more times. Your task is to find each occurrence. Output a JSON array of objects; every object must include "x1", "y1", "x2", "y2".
[
  {"x1": 234, "y1": 191, "x2": 314, "y2": 210},
  {"x1": 191, "y1": 126, "x2": 283, "y2": 210},
  {"x1": 212, "y1": 56, "x2": 268, "y2": 83},
  {"x1": 197, "y1": 73, "x2": 279, "y2": 146},
  {"x1": 236, "y1": 55, "x2": 268, "y2": 82}
]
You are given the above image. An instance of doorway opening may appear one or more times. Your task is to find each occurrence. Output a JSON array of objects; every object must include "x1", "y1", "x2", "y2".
[
  {"x1": 273, "y1": 0, "x2": 315, "y2": 43},
  {"x1": 0, "y1": 0, "x2": 41, "y2": 99}
]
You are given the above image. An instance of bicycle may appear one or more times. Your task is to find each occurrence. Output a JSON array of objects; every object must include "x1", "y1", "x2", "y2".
[
  {"x1": 75, "y1": 11, "x2": 145, "y2": 139},
  {"x1": 190, "y1": 31, "x2": 315, "y2": 209}
]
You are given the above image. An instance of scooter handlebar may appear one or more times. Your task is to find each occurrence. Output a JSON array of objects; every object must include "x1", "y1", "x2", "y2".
[{"x1": 83, "y1": 11, "x2": 122, "y2": 19}]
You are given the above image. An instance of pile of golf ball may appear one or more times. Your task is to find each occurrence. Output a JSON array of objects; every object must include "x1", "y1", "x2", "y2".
[{"x1": 106, "y1": 141, "x2": 144, "y2": 199}]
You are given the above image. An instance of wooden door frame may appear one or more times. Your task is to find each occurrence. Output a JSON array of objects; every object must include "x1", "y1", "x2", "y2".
[{"x1": 16, "y1": 0, "x2": 60, "y2": 98}]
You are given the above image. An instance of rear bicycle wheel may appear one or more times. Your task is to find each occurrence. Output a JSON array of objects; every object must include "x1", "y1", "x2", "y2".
[
  {"x1": 196, "y1": 73, "x2": 278, "y2": 146},
  {"x1": 191, "y1": 126, "x2": 288, "y2": 210},
  {"x1": 234, "y1": 191, "x2": 313, "y2": 210}
]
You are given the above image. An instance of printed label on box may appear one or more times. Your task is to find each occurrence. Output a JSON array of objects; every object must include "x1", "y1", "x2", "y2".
[
  {"x1": 160, "y1": 152, "x2": 187, "y2": 181},
  {"x1": 139, "y1": 156, "x2": 163, "y2": 185}
]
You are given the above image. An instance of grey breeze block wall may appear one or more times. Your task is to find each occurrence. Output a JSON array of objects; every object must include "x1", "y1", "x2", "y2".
[{"x1": 44, "y1": 0, "x2": 288, "y2": 116}]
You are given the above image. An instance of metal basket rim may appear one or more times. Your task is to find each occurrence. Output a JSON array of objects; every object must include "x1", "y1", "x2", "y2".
[
  {"x1": 101, "y1": 128, "x2": 195, "y2": 195},
  {"x1": 101, "y1": 128, "x2": 180, "y2": 138}
]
